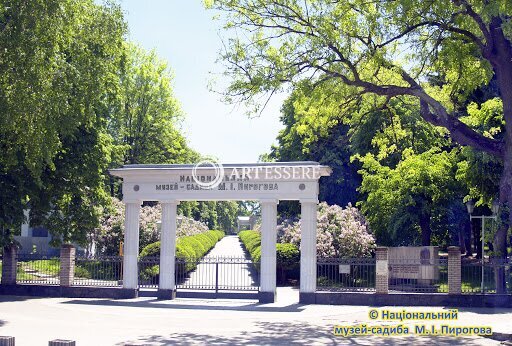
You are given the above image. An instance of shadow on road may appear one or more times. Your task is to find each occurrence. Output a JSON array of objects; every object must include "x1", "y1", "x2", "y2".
[
  {"x1": 61, "y1": 298, "x2": 306, "y2": 313},
  {"x1": 117, "y1": 321, "x2": 494, "y2": 346}
]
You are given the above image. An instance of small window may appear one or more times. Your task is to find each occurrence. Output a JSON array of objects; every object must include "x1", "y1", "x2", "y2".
[{"x1": 31, "y1": 226, "x2": 49, "y2": 238}]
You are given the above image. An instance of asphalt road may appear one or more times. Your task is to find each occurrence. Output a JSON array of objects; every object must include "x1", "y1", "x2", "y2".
[{"x1": 1, "y1": 288, "x2": 511, "y2": 345}]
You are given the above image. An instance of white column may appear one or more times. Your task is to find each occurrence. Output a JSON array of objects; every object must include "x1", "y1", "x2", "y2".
[
  {"x1": 123, "y1": 201, "x2": 141, "y2": 289},
  {"x1": 300, "y1": 199, "x2": 318, "y2": 294},
  {"x1": 260, "y1": 199, "x2": 278, "y2": 302},
  {"x1": 159, "y1": 201, "x2": 179, "y2": 298}
]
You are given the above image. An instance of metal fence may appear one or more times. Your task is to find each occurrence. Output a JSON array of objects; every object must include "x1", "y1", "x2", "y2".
[
  {"x1": 317, "y1": 258, "x2": 376, "y2": 292},
  {"x1": 176, "y1": 257, "x2": 260, "y2": 292},
  {"x1": 138, "y1": 256, "x2": 160, "y2": 288},
  {"x1": 461, "y1": 259, "x2": 512, "y2": 294},
  {"x1": 388, "y1": 258, "x2": 448, "y2": 293},
  {"x1": 74, "y1": 256, "x2": 122, "y2": 287},
  {"x1": 8, "y1": 252, "x2": 511, "y2": 295},
  {"x1": 16, "y1": 254, "x2": 60, "y2": 285}
]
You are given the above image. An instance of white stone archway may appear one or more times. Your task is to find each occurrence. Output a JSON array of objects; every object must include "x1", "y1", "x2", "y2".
[{"x1": 110, "y1": 162, "x2": 331, "y2": 303}]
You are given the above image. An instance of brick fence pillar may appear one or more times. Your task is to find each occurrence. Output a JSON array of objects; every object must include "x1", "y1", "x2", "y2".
[
  {"x1": 375, "y1": 247, "x2": 389, "y2": 294},
  {"x1": 0, "y1": 336, "x2": 15, "y2": 346},
  {"x1": 448, "y1": 246, "x2": 461, "y2": 295},
  {"x1": 49, "y1": 340, "x2": 75, "y2": 346},
  {"x1": 59, "y1": 244, "x2": 75, "y2": 287},
  {"x1": 1, "y1": 245, "x2": 18, "y2": 285}
]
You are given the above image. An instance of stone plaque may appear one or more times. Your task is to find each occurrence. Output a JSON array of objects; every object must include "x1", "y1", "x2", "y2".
[{"x1": 376, "y1": 261, "x2": 388, "y2": 275}]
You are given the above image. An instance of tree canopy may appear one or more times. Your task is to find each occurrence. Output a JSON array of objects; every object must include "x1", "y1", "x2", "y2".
[
  {"x1": 0, "y1": 0, "x2": 126, "y2": 245},
  {"x1": 108, "y1": 44, "x2": 199, "y2": 166},
  {"x1": 208, "y1": 0, "x2": 512, "y2": 267},
  {"x1": 0, "y1": 1, "x2": 207, "y2": 247}
]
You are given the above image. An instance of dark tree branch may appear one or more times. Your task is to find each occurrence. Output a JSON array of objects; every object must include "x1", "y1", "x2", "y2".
[
  {"x1": 377, "y1": 20, "x2": 485, "y2": 51},
  {"x1": 419, "y1": 99, "x2": 503, "y2": 157},
  {"x1": 453, "y1": 0, "x2": 492, "y2": 44}
]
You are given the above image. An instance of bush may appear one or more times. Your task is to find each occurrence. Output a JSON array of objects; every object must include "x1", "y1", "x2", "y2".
[
  {"x1": 239, "y1": 230, "x2": 299, "y2": 283},
  {"x1": 75, "y1": 260, "x2": 120, "y2": 281},
  {"x1": 279, "y1": 202, "x2": 376, "y2": 258},
  {"x1": 139, "y1": 230, "x2": 225, "y2": 279},
  {"x1": 276, "y1": 243, "x2": 300, "y2": 269},
  {"x1": 139, "y1": 230, "x2": 225, "y2": 260},
  {"x1": 139, "y1": 241, "x2": 161, "y2": 258},
  {"x1": 94, "y1": 197, "x2": 210, "y2": 256}
]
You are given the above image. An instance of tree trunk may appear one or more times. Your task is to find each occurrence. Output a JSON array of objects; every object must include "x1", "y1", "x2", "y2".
[
  {"x1": 464, "y1": 221, "x2": 472, "y2": 257},
  {"x1": 495, "y1": 151, "x2": 511, "y2": 293},
  {"x1": 458, "y1": 228, "x2": 466, "y2": 254},
  {"x1": 419, "y1": 213, "x2": 431, "y2": 246},
  {"x1": 487, "y1": 22, "x2": 512, "y2": 293}
]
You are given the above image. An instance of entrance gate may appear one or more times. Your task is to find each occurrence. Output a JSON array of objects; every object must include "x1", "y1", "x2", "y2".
[
  {"x1": 111, "y1": 162, "x2": 331, "y2": 303},
  {"x1": 138, "y1": 257, "x2": 259, "y2": 296},
  {"x1": 176, "y1": 257, "x2": 259, "y2": 292}
]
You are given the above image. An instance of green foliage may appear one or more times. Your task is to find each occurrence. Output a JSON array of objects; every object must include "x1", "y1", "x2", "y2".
[
  {"x1": 275, "y1": 243, "x2": 300, "y2": 270},
  {"x1": 267, "y1": 82, "x2": 361, "y2": 215},
  {"x1": 74, "y1": 261, "x2": 120, "y2": 281},
  {"x1": 238, "y1": 230, "x2": 300, "y2": 276},
  {"x1": 209, "y1": 0, "x2": 512, "y2": 260},
  {"x1": 238, "y1": 230, "x2": 262, "y2": 265},
  {"x1": 139, "y1": 230, "x2": 225, "y2": 280},
  {"x1": 29, "y1": 126, "x2": 113, "y2": 246},
  {"x1": 0, "y1": 0, "x2": 126, "y2": 246},
  {"x1": 139, "y1": 230, "x2": 225, "y2": 259},
  {"x1": 107, "y1": 44, "x2": 200, "y2": 167},
  {"x1": 0, "y1": 0, "x2": 126, "y2": 176},
  {"x1": 357, "y1": 148, "x2": 464, "y2": 246},
  {"x1": 178, "y1": 201, "x2": 241, "y2": 233}
]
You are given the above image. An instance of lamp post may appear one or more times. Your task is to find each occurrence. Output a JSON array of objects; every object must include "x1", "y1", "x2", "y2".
[{"x1": 465, "y1": 200, "x2": 499, "y2": 293}]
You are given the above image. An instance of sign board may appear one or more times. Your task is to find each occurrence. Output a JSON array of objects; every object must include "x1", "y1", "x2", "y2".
[
  {"x1": 388, "y1": 246, "x2": 440, "y2": 280},
  {"x1": 338, "y1": 264, "x2": 350, "y2": 274},
  {"x1": 376, "y1": 261, "x2": 388, "y2": 275}
]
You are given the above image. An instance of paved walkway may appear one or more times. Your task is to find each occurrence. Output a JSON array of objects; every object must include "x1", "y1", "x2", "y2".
[
  {"x1": 179, "y1": 235, "x2": 258, "y2": 290},
  {"x1": 204, "y1": 235, "x2": 249, "y2": 258},
  {"x1": 0, "y1": 290, "x2": 511, "y2": 345}
]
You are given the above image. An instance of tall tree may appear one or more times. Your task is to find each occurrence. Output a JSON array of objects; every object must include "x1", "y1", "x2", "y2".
[
  {"x1": 358, "y1": 148, "x2": 463, "y2": 246},
  {"x1": 268, "y1": 82, "x2": 361, "y2": 208},
  {"x1": 108, "y1": 44, "x2": 198, "y2": 166},
  {"x1": 208, "y1": 0, "x2": 512, "y2": 292},
  {"x1": 0, "y1": 0, "x2": 126, "y2": 245}
]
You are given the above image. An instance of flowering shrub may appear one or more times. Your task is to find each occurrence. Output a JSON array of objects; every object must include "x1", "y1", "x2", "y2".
[
  {"x1": 139, "y1": 203, "x2": 162, "y2": 250},
  {"x1": 177, "y1": 216, "x2": 209, "y2": 237},
  {"x1": 94, "y1": 197, "x2": 209, "y2": 255},
  {"x1": 279, "y1": 202, "x2": 375, "y2": 258},
  {"x1": 94, "y1": 198, "x2": 125, "y2": 255}
]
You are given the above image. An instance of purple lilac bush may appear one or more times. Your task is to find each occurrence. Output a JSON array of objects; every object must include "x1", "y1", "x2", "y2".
[
  {"x1": 279, "y1": 202, "x2": 376, "y2": 258},
  {"x1": 95, "y1": 197, "x2": 208, "y2": 255}
]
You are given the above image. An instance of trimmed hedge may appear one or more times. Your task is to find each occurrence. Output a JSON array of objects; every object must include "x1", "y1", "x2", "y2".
[
  {"x1": 140, "y1": 230, "x2": 225, "y2": 260},
  {"x1": 238, "y1": 230, "x2": 261, "y2": 263},
  {"x1": 238, "y1": 230, "x2": 300, "y2": 284},
  {"x1": 138, "y1": 230, "x2": 225, "y2": 282}
]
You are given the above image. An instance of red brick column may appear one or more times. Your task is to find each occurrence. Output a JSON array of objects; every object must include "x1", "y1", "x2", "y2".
[
  {"x1": 1, "y1": 245, "x2": 17, "y2": 285},
  {"x1": 375, "y1": 247, "x2": 389, "y2": 294},
  {"x1": 59, "y1": 244, "x2": 76, "y2": 287},
  {"x1": 448, "y1": 246, "x2": 461, "y2": 295}
]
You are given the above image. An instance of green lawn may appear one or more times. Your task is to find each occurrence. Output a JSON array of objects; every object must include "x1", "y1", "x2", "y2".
[{"x1": 17, "y1": 259, "x2": 60, "y2": 281}]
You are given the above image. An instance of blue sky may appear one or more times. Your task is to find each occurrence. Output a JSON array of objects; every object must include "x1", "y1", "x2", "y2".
[{"x1": 119, "y1": 0, "x2": 285, "y2": 163}]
